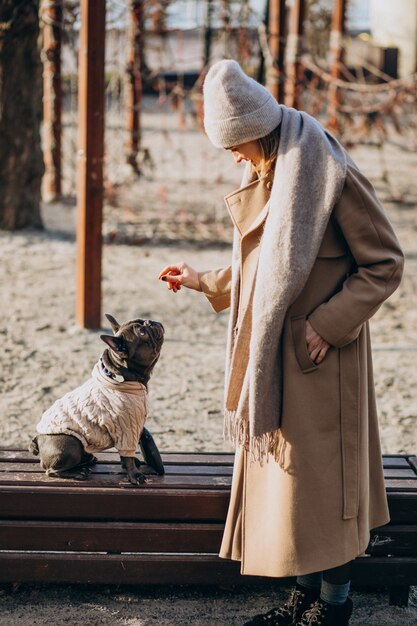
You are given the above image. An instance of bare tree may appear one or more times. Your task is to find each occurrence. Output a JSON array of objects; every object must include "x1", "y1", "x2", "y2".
[
  {"x1": 305, "y1": 0, "x2": 334, "y2": 61},
  {"x1": 0, "y1": 0, "x2": 44, "y2": 230}
]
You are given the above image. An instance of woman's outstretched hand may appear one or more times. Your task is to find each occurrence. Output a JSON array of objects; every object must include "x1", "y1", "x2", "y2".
[
  {"x1": 158, "y1": 263, "x2": 200, "y2": 293},
  {"x1": 306, "y1": 319, "x2": 330, "y2": 364}
]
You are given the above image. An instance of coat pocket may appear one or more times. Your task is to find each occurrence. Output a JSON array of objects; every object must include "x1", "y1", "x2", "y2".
[{"x1": 290, "y1": 315, "x2": 318, "y2": 374}]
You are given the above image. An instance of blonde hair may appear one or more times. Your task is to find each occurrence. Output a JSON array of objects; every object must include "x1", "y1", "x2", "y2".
[{"x1": 256, "y1": 125, "x2": 281, "y2": 178}]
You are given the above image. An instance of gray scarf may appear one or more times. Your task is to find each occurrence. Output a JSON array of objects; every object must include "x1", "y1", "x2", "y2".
[{"x1": 224, "y1": 106, "x2": 347, "y2": 463}]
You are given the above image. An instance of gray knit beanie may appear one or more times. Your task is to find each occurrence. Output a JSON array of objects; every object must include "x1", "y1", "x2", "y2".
[{"x1": 203, "y1": 59, "x2": 283, "y2": 149}]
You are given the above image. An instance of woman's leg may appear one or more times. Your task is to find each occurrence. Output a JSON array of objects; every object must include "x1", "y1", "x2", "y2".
[
  {"x1": 321, "y1": 561, "x2": 352, "y2": 605},
  {"x1": 323, "y1": 561, "x2": 351, "y2": 585},
  {"x1": 296, "y1": 571, "x2": 323, "y2": 590}
]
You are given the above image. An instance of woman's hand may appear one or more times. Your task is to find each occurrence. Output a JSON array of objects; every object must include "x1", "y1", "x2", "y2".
[
  {"x1": 306, "y1": 319, "x2": 330, "y2": 364},
  {"x1": 158, "y1": 263, "x2": 200, "y2": 293}
]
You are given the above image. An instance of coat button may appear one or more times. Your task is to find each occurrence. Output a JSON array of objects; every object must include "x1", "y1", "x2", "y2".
[{"x1": 266, "y1": 181, "x2": 272, "y2": 190}]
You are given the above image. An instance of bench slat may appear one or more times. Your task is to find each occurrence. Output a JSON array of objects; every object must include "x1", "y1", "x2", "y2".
[
  {"x1": 0, "y1": 462, "x2": 234, "y2": 476},
  {"x1": 0, "y1": 553, "x2": 416, "y2": 586},
  {"x1": 0, "y1": 472, "x2": 232, "y2": 489},
  {"x1": 384, "y1": 479, "x2": 417, "y2": 491},
  {"x1": 383, "y1": 457, "x2": 413, "y2": 469},
  {"x1": 383, "y1": 469, "x2": 417, "y2": 479},
  {"x1": 0, "y1": 466, "x2": 415, "y2": 487},
  {"x1": 0, "y1": 450, "x2": 235, "y2": 466},
  {"x1": 0, "y1": 552, "x2": 252, "y2": 585},
  {"x1": 0, "y1": 460, "x2": 417, "y2": 483},
  {"x1": 0, "y1": 488, "x2": 230, "y2": 521},
  {"x1": 1, "y1": 489, "x2": 416, "y2": 522},
  {"x1": 0, "y1": 449, "x2": 412, "y2": 468},
  {"x1": 0, "y1": 520, "x2": 415, "y2": 556},
  {"x1": 0, "y1": 520, "x2": 224, "y2": 553}
]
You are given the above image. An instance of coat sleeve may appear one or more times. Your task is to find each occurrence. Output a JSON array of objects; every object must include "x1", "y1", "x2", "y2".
[
  {"x1": 198, "y1": 266, "x2": 232, "y2": 312},
  {"x1": 308, "y1": 165, "x2": 404, "y2": 348}
]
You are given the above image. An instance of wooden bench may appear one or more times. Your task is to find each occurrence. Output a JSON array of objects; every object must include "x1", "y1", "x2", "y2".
[{"x1": 0, "y1": 449, "x2": 416, "y2": 606}]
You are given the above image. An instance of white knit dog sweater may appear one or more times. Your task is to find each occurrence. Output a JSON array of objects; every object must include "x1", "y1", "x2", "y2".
[{"x1": 37, "y1": 361, "x2": 148, "y2": 457}]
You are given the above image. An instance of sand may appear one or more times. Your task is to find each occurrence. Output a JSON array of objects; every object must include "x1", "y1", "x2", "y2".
[{"x1": 0, "y1": 103, "x2": 416, "y2": 624}]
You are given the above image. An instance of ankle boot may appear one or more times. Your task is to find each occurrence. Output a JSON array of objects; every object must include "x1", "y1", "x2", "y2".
[
  {"x1": 243, "y1": 583, "x2": 320, "y2": 626},
  {"x1": 297, "y1": 597, "x2": 353, "y2": 626}
]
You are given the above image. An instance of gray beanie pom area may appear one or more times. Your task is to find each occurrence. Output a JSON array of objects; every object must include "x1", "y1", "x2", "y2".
[{"x1": 203, "y1": 59, "x2": 283, "y2": 149}]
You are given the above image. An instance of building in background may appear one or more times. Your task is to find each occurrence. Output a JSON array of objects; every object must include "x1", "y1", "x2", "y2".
[{"x1": 369, "y1": 0, "x2": 417, "y2": 77}]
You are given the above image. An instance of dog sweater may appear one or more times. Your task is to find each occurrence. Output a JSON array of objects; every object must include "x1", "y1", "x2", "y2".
[{"x1": 36, "y1": 361, "x2": 148, "y2": 457}]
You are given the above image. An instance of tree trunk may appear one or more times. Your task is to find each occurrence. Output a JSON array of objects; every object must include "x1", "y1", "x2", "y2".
[
  {"x1": 127, "y1": 0, "x2": 145, "y2": 173},
  {"x1": 0, "y1": 0, "x2": 44, "y2": 230},
  {"x1": 203, "y1": 0, "x2": 213, "y2": 68},
  {"x1": 41, "y1": 0, "x2": 63, "y2": 200}
]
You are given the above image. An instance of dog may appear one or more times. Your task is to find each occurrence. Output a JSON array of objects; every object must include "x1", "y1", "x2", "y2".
[{"x1": 29, "y1": 313, "x2": 165, "y2": 485}]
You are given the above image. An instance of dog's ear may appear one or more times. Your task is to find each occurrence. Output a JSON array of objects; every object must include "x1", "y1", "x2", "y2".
[
  {"x1": 105, "y1": 313, "x2": 120, "y2": 334},
  {"x1": 100, "y1": 334, "x2": 128, "y2": 357}
]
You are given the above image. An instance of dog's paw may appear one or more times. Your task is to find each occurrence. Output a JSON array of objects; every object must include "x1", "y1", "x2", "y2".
[
  {"x1": 73, "y1": 467, "x2": 91, "y2": 480},
  {"x1": 46, "y1": 467, "x2": 90, "y2": 480},
  {"x1": 127, "y1": 471, "x2": 147, "y2": 486}
]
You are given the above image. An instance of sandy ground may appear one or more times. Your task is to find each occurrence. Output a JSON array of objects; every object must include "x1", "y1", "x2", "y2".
[{"x1": 0, "y1": 103, "x2": 416, "y2": 624}]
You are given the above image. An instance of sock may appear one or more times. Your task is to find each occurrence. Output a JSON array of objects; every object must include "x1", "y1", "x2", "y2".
[
  {"x1": 320, "y1": 579, "x2": 351, "y2": 605},
  {"x1": 296, "y1": 571, "x2": 323, "y2": 590}
]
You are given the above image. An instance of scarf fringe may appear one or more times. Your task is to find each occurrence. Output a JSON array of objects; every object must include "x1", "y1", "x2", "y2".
[{"x1": 224, "y1": 409, "x2": 286, "y2": 467}]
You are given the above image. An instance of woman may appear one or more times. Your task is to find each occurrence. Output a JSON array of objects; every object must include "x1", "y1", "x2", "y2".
[{"x1": 158, "y1": 60, "x2": 404, "y2": 626}]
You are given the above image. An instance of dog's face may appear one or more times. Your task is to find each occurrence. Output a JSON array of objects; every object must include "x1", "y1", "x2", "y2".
[{"x1": 100, "y1": 314, "x2": 164, "y2": 382}]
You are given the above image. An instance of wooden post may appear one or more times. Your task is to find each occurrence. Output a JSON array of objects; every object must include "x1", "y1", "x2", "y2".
[
  {"x1": 42, "y1": 0, "x2": 63, "y2": 199},
  {"x1": 327, "y1": 0, "x2": 346, "y2": 132},
  {"x1": 127, "y1": 0, "x2": 145, "y2": 172},
  {"x1": 76, "y1": 0, "x2": 106, "y2": 329},
  {"x1": 267, "y1": 0, "x2": 287, "y2": 102},
  {"x1": 285, "y1": 0, "x2": 306, "y2": 109}
]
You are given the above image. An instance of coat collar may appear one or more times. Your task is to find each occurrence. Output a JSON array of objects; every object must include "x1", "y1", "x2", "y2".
[{"x1": 224, "y1": 171, "x2": 273, "y2": 237}]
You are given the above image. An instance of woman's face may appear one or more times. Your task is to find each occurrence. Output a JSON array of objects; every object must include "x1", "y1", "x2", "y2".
[{"x1": 225, "y1": 140, "x2": 263, "y2": 166}]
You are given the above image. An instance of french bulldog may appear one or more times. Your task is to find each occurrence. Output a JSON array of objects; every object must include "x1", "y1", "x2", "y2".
[{"x1": 29, "y1": 313, "x2": 165, "y2": 485}]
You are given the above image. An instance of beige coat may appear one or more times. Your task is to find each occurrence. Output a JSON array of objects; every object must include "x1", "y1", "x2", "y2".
[{"x1": 198, "y1": 162, "x2": 404, "y2": 577}]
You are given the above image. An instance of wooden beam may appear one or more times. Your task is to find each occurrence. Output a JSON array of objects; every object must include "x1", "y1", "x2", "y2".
[
  {"x1": 76, "y1": 0, "x2": 106, "y2": 329},
  {"x1": 327, "y1": 0, "x2": 347, "y2": 132},
  {"x1": 285, "y1": 0, "x2": 306, "y2": 109},
  {"x1": 267, "y1": 0, "x2": 287, "y2": 103},
  {"x1": 41, "y1": 0, "x2": 63, "y2": 199}
]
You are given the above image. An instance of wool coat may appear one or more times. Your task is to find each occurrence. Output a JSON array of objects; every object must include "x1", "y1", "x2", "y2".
[{"x1": 198, "y1": 161, "x2": 404, "y2": 577}]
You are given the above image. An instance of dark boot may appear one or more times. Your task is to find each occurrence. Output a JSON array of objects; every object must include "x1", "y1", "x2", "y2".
[
  {"x1": 243, "y1": 584, "x2": 320, "y2": 626},
  {"x1": 298, "y1": 597, "x2": 353, "y2": 626}
]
